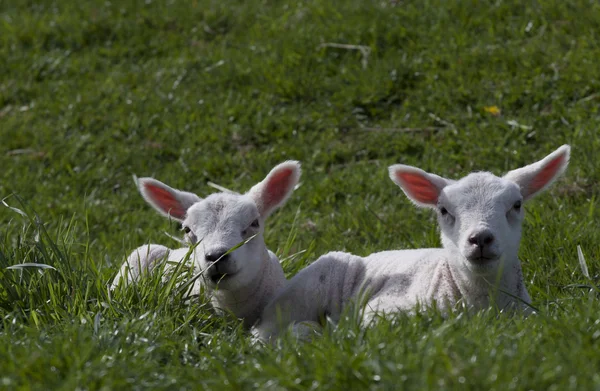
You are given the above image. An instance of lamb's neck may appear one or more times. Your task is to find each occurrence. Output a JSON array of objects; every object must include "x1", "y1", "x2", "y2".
[
  {"x1": 447, "y1": 256, "x2": 522, "y2": 311},
  {"x1": 213, "y1": 249, "x2": 285, "y2": 328}
]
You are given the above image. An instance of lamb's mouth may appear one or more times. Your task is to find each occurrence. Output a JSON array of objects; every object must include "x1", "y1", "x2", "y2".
[
  {"x1": 467, "y1": 255, "x2": 498, "y2": 264},
  {"x1": 209, "y1": 272, "x2": 234, "y2": 283}
]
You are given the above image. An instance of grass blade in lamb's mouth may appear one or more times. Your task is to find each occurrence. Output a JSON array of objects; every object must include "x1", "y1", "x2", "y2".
[{"x1": 211, "y1": 273, "x2": 229, "y2": 283}]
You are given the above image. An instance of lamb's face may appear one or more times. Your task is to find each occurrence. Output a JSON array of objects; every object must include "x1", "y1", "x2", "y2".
[
  {"x1": 390, "y1": 145, "x2": 570, "y2": 278},
  {"x1": 136, "y1": 161, "x2": 301, "y2": 293},
  {"x1": 437, "y1": 173, "x2": 524, "y2": 274},
  {"x1": 182, "y1": 193, "x2": 268, "y2": 290}
]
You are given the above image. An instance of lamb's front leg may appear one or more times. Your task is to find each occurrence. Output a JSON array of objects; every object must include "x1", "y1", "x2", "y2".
[
  {"x1": 512, "y1": 278, "x2": 535, "y2": 315},
  {"x1": 253, "y1": 252, "x2": 366, "y2": 341},
  {"x1": 111, "y1": 244, "x2": 170, "y2": 289}
]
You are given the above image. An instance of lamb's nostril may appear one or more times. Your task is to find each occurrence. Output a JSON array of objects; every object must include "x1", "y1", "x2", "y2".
[
  {"x1": 205, "y1": 250, "x2": 230, "y2": 264},
  {"x1": 468, "y1": 231, "x2": 495, "y2": 247}
]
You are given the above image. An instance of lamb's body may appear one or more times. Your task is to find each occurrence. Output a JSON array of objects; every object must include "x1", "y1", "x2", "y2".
[
  {"x1": 361, "y1": 249, "x2": 530, "y2": 316},
  {"x1": 254, "y1": 249, "x2": 530, "y2": 338},
  {"x1": 254, "y1": 145, "x2": 569, "y2": 341},
  {"x1": 116, "y1": 244, "x2": 285, "y2": 327}
]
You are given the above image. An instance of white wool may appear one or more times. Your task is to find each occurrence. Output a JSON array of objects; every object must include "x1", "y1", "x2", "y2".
[
  {"x1": 254, "y1": 145, "x2": 570, "y2": 340},
  {"x1": 112, "y1": 161, "x2": 301, "y2": 328}
]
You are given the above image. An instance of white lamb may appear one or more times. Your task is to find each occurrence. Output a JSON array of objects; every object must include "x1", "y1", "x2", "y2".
[
  {"x1": 254, "y1": 145, "x2": 570, "y2": 340},
  {"x1": 112, "y1": 161, "x2": 301, "y2": 328}
]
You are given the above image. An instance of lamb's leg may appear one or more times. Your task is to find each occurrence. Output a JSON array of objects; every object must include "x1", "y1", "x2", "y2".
[
  {"x1": 111, "y1": 244, "x2": 170, "y2": 289},
  {"x1": 510, "y1": 280, "x2": 536, "y2": 316},
  {"x1": 252, "y1": 252, "x2": 365, "y2": 341}
]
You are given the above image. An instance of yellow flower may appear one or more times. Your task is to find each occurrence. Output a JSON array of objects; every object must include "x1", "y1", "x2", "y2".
[{"x1": 484, "y1": 105, "x2": 501, "y2": 116}]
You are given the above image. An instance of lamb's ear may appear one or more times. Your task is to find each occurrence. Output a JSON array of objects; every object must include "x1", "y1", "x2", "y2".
[
  {"x1": 503, "y1": 145, "x2": 570, "y2": 201},
  {"x1": 388, "y1": 164, "x2": 449, "y2": 208},
  {"x1": 247, "y1": 161, "x2": 301, "y2": 219},
  {"x1": 137, "y1": 177, "x2": 202, "y2": 222}
]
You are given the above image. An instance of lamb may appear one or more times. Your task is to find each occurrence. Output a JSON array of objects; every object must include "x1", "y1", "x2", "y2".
[
  {"x1": 111, "y1": 161, "x2": 301, "y2": 328},
  {"x1": 253, "y1": 145, "x2": 570, "y2": 340}
]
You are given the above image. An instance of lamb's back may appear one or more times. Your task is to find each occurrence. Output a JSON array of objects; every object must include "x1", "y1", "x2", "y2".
[{"x1": 361, "y1": 248, "x2": 456, "y2": 316}]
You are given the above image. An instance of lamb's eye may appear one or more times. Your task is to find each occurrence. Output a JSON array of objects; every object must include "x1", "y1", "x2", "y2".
[
  {"x1": 183, "y1": 226, "x2": 191, "y2": 234},
  {"x1": 513, "y1": 201, "x2": 522, "y2": 211},
  {"x1": 242, "y1": 219, "x2": 260, "y2": 236},
  {"x1": 439, "y1": 207, "x2": 448, "y2": 216}
]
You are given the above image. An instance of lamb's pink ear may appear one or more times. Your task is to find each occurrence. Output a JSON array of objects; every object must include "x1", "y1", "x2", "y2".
[
  {"x1": 388, "y1": 164, "x2": 449, "y2": 208},
  {"x1": 137, "y1": 177, "x2": 202, "y2": 222},
  {"x1": 247, "y1": 161, "x2": 301, "y2": 219},
  {"x1": 503, "y1": 145, "x2": 571, "y2": 201}
]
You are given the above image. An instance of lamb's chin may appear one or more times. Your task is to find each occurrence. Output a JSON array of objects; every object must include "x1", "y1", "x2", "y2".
[{"x1": 462, "y1": 256, "x2": 501, "y2": 275}]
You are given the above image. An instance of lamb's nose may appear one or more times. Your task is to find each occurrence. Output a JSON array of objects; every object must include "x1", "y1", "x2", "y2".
[
  {"x1": 468, "y1": 230, "x2": 495, "y2": 247},
  {"x1": 205, "y1": 250, "x2": 230, "y2": 264}
]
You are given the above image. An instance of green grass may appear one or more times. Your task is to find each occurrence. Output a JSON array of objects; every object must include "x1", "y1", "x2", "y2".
[{"x1": 1, "y1": 0, "x2": 599, "y2": 389}]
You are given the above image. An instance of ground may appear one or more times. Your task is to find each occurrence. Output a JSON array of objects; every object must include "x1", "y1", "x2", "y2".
[{"x1": 0, "y1": 0, "x2": 599, "y2": 389}]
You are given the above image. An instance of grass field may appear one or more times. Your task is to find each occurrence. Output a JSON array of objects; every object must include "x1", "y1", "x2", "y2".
[{"x1": 1, "y1": 0, "x2": 599, "y2": 389}]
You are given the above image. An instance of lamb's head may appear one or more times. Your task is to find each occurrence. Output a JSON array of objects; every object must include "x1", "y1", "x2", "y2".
[
  {"x1": 136, "y1": 161, "x2": 301, "y2": 289},
  {"x1": 389, "y1": 145, "x2": 570, "y2": 274}
]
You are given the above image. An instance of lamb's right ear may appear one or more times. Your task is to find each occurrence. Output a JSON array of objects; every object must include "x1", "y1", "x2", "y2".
[
  {"x1": 388, "y1": 164, "x2": 449, "y2": 208},
  {"x1": 503, "y1": 145, "x2": 571, "y2": 201},
  {"x1": 137, "y1": 177, "x2": 202, "y2": 222},
  {"x1": 247, "y1": 161, "x2": 301, "y2": 219}
]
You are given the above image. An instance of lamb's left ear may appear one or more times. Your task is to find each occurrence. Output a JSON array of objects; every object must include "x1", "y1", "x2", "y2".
[
  {"x1": 388, "y1": 164, "x2": 450, "y2": 208},
  {"x1": 247, "y1": 161, "x2": 301, "y2": 219},
  {"x1": 137, "y1": 177, "x2": 202, "y2": 222},
  {"x1": 503, "y1": 145, "x2": 571, "y2": 201}
]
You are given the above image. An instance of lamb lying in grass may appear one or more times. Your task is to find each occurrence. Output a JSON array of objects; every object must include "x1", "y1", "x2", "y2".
[
  {"x1": 112, "y1": 161, "x2": 301, "y2": 328},
  {"x1": 254, "y1": 145, "x2": 570, "y2": 340}
]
